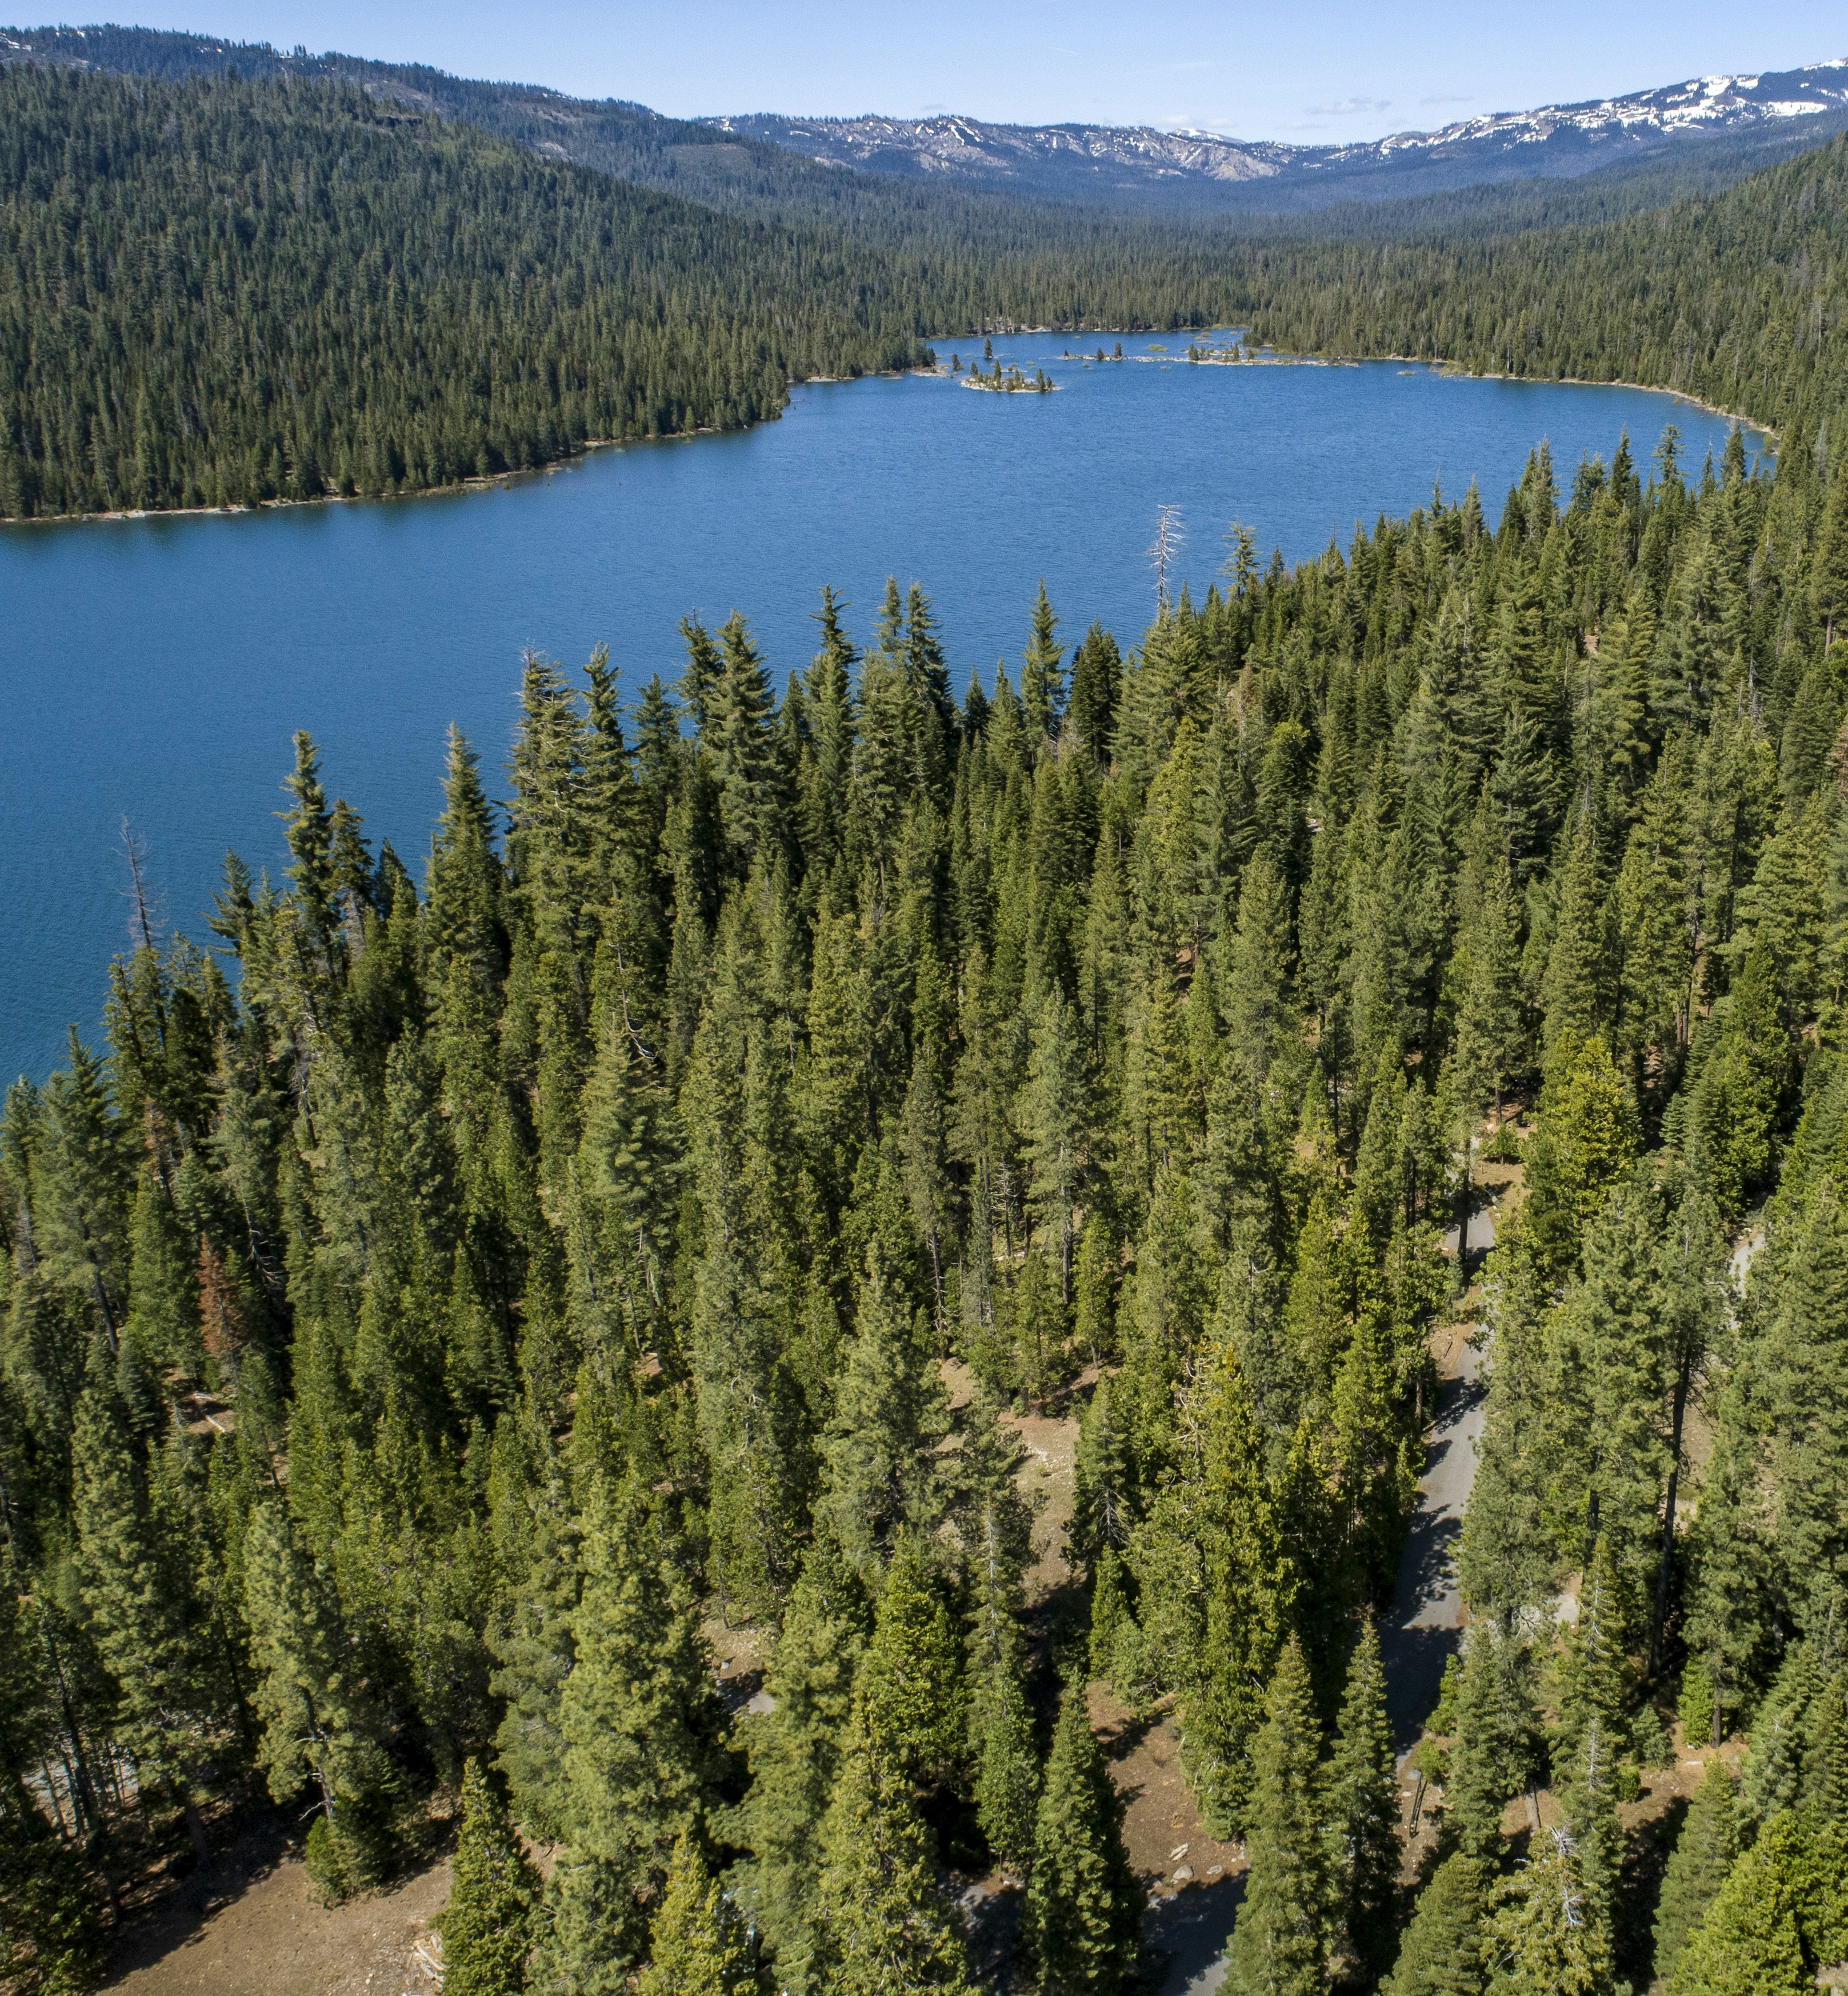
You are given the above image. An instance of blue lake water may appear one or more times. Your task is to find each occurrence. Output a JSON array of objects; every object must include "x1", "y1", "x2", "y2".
[{"x1": 0, "y1": 332, "x2": 1756, "y2": 1080}]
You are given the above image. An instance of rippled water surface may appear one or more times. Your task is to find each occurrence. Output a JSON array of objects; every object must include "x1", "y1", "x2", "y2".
[{"x1": 0, "y1": 334, "x2": 1755, "y2": 1077}]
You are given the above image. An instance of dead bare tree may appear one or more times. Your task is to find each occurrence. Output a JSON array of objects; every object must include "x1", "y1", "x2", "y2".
[
  {"x1": 1147, "y1": 503, "x2": 1185, "y2": 610},
  {"x1": 119, "y1": 816, "x2": 163, "y2": 951}
]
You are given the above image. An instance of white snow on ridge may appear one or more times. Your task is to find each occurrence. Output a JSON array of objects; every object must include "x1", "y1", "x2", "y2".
[{"x1": 713, "y1": 56, "x2": 1848, "y2": 193}]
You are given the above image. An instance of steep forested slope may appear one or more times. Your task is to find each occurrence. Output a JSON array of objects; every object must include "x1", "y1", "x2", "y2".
[
  {"x1": 5, "y1": 402, "x2": 1848, "y2": 1987},
  {"x1": 0, "y1": 65, "x2": 1248, "y2": 517},
  {"x1": 1239, "y1": 131, "x2": 1848, "y2": 438}
]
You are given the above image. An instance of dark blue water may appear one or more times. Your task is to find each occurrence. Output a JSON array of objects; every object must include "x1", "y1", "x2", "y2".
[{"x1": 0, "y1": 334, "x2": 1755, "y2": 1080}]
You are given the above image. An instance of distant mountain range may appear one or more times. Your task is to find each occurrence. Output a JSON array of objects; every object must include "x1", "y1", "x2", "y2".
[
  {"x1": 713, "y1": 61, "x2": 1848, "y2": 208},
  {"x1": 5, "y1": 25, "x2": 1847, "y2": 218}
]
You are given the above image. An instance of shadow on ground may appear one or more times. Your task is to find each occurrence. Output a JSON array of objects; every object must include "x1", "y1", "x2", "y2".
[
  {"x1": 102, "y1": 1808, "x2": 296, "y2": 1983},
  {"x1": 1379, "y1": 1352, "x2": 1488, "y2": 1753},
  {"x1": 1145, "y1": 1872, "x2": 1242, "y2": 1994}
]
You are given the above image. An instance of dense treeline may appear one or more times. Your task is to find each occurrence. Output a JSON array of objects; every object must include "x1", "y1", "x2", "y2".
[
  {"x1": 1239, "y1": 131, "x2": 1848, "y2": 441},
  {"x1": 0, "y1": 64, "x2": 893, "y2": 514},
  {"x1": 5, "y1": 395, "x2": 1848, "y2": 1988},
  {"x1": 0, "y1": 63, "x2": 1286, "y2": 519}
]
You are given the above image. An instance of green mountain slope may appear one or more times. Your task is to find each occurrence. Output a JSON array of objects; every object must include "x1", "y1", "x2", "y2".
[
  {"x1": 1235, "y1": 132, "x2": 1848, "y2": 437},
  {"x1": 0, "y1": 64, "x2": 1244, "y2": 518}
]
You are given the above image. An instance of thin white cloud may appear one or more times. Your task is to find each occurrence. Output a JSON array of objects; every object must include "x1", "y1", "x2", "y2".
[
  {"x1": 1308, "y1": 96, "x2": 1391, "y2": 116},
  {"x1": 1420, "y1": 92, "x2": 1473, "y2": 106}
]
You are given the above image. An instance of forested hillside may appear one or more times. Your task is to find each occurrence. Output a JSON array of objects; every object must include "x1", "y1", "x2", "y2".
[
  {"x1": 0, "y1": 65, "x2": 1247, "y2": 518},
  {"x1": 1239, "y1": 131, "x2": 1848, "y2": 439},
  {"x1": 5, "y1": 389, "x2": 1848, "y2": 1989}
]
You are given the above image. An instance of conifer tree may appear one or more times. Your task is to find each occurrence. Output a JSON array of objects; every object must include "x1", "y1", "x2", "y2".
[
  {"x1": 1482, "y1": 1828, "x2": 1614, "y2": 1996},
  {"x1": 973, "y1": 1656, "x2": 1040, "y2": 1880},
  {"x1": 488, "y1": 1418, "x2": 580, "y2": 1844},
  {"x1": 1805, "y1": 1668, "x2": 1848, "y2": 1816},
  {"x1": 243, "y1": 1503, "x2": 400, "y2": 1900},
  {"x1": 1651, "y1": 1760, "x2": 1737, "y2": 1991},
  {"x1": 1330, "y1": 1309, "x2": 1418, "y2": 1606},
  {"x1": 742, "y1": 1528, "x2": 869, "y2": 1993},
  {"x1": 800, "y1": 586, "x2": 858, "y2": 875},
  {"x1": 0, "y1": 1768, "x2": 105, "y2": 1996},
  {"x1": 1539, "y1": 817, "x2": 1608, "y2": 1054},
  {"x1": 1071, "y1": 1375, "x2": 1133, "y2": 1576},
  {"x1": 1221, "y1": 850, "x2": 1296, "y2": 1091},
  {"x1": 423, "y1": 725, "x2": 509, "y2": 1148},
  {"x1": 1452, "y1": 850, "x2": 1525, "y2": 1124},
  {"x1": 1022, "y1": 993, "x2": 1087, "y2": 1298},
  {"x1": 902, "y1": 583, "x2": 956, "y2": 799},
  {"x1": 1522, "y1": 1030, "x2": 1635, "y2": 1279},
  {"x1": 1763, "y1": 1185, "x2": 1848, "y2": 1636},
  {"x1": 443, "y1": 1759, "x2": 540, "y2": 1996},
  {"x1": 1686, "y1": 943, "x2": 1786, "y2": 1215},
  {"x1": 1555, "y1": 1709, "x2": 1623, "y2": 1936},
  {"x1": 709, "y1": 612, "x2": 783, "y2": 875},
  {"x1": 859, "y1": 1538, "x2": 963, "y2": 1793},
  {"x1": 1447, "y1": 1621, "x2": 1539, "y2": 1865},
  {"x1": 1382, "y1": 1853, "x2": 1487, "y2": 1996},
  {"x1": 1072, "y1": 1218, "x2": 1119, "y2": 1371},
  {"x1": 539, "y1": 1478, "x2": 725, "y2": 1983},
  {"x1": 811, "y1": 1700, "x2": 977, "y2": 1996},
  {"x1": 1812, "y1": 458, "x2": 1848, "y2": 652},
  {"x1": 1022, "y1": 1686, "x2": 1141, "y2": 1995},
  {"x1": 72, "y1": 1368, "x2": 213, "y2": 1857},
  {"x1": 1088, "y1": 1544, "x2": 1128, "y2": 1682},
  {"x1": 1671, "y1": 1813, "x2": 1813, "y2": 1996},
  {"x1": 679, "y1": 615, "x2": 722, "y2": 735},
  {"x1": 39, "y1": 1033, "x2": 132, "y2": 1343},
  {"x1": 1682, "y1": 1380, "x2": 1777, "y2": 1749},
  {"x1": 1021, "y1": 581, "x2": 1065, "y2": 746},
  {"x1": 1325, "y1": 1617, "x2": 1400, "y2": 1981},
  {"x1": 282, "y1": 729, "x2": 341, "y2": 974},
  {"x1": 1066, "y1": 623, "x2": 1122, "y2": 761},
  {"x1": 898, "y1": 1045, "x2": 953, "y2": 1337},
  {"x1": 637, "y1": 1836, "x2": 759, "y2": 1996},
  {"x1": 1176, "y1": 1337, "x2": 1292, "y2": 1834},
  {"x1": 123, "y1": 1169, "x2": 199, "y2": 1385},
  {"x1": 1225, "y1": 1636, "x2": 1331, "y2": 1996},
  {"x1": 1739, "y1": 1644, "x2": 1822, "y2": 1831},
  {"x1": 819, "y1": 1262, "x2": 951, "y2": 1577}
]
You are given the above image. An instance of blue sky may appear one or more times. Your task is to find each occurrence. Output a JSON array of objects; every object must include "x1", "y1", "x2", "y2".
[{"x1": 101, "y1": 0, "x2": 1844, "y2": 142}]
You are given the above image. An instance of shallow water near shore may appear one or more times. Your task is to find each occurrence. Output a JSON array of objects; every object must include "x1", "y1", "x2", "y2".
[{"x1": 0, "y1": 332, "x2": 1754, "y2": 1079}]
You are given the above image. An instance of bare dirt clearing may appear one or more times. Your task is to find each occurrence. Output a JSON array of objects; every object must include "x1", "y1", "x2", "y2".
[{"x1": 101, "y1": 1825, "x2": 449, "y2": 1996}]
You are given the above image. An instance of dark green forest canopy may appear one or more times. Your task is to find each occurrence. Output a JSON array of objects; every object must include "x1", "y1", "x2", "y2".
[
  {"x1": 1235, "y1": 131, "x2": 1848, "y2": 441},
  {"x1": 0, "y1": 63, "x2": 1281, "y2": 518},
  {"x1": 6, "y1": 395, "x2": 1848, "y2": 1986}
]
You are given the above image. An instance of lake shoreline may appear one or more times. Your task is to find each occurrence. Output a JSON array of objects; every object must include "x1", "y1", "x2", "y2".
[
  {"x1": 0, "y1": 345, "x2": 1773, "y2": 529},
  {"x1": 1344, "y1": 354, "x2": 1779, "y2": 439},
  {"x1": 0, "y1": 363, "x2": 950, "y2": 528}
]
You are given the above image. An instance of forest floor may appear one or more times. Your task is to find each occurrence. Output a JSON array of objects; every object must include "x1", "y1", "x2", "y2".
[{"x1": 97, "y1": 1815, "x2": 450, "y2": 1996}]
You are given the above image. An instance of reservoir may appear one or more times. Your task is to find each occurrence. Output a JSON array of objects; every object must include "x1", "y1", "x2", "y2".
[{"x1": 0, "y1": 333, "x2": 1753, "y2": 1079}]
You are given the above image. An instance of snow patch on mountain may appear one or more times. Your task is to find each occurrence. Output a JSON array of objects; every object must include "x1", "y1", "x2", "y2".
[{"x1": 712, "y1": 58, "x2": 1848, "y2": 197}]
